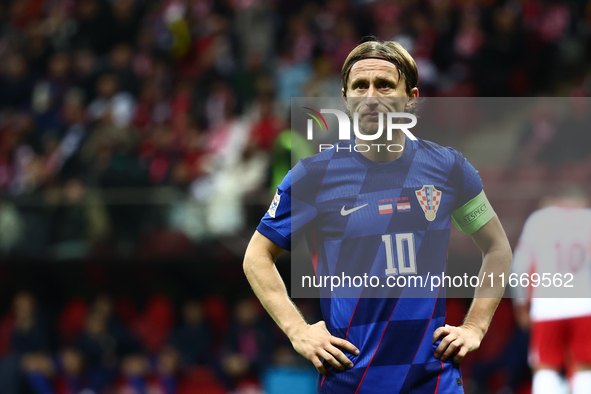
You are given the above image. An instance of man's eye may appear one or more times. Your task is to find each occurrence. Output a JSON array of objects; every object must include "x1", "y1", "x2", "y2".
[
  {"x1": 355, "y1": 84, "x2": 367, "y2": 90},
  {"x1": 379, "y1": 82, "x2": 392, "y2": 89}
]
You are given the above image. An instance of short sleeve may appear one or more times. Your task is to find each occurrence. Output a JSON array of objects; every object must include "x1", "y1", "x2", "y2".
[
  {"x1": 256, "y1": 162, "x2": 318, "y2": 251},
  {"x1": 454, "y1": 153, "x2": 484, "y2": 209},
  {"x1": 450, "y1": 151, "x2": 495, "y2": 234}
]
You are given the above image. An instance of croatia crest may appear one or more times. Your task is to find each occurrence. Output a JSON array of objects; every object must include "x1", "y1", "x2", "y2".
[{"x1": 415, "y1": 185, "x2": 442, "y2": 221}]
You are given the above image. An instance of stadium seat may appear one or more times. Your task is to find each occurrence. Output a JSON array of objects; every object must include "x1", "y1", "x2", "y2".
[
  {"x1": 57, "y1": 298, "x2": 89, "y2": 343},
  {"x1": 202, "y1": 295, "x2": 230, "y2": 350},
  {"x1": 132, "y1": 294, "x2": 174, "y2": 353},
  {"x1": 115, "y1": 297, "x2": 139, "y2": 328},
  {"x1": 178, "y1": 366, "x2": 227, "y2": 394}
]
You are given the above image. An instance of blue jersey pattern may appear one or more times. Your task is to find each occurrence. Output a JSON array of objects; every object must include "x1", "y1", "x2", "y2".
[{"x1": 257, "y1": 136, "x2": 484, "y2": 394}]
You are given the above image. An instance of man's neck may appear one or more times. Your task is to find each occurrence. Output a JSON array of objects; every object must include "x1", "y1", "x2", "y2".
[{"x1": 355, "y1": 130, "x2": 406, "y2": 163}]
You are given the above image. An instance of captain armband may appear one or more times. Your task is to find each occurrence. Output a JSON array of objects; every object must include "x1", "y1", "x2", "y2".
[{"x1": 451, "y1": 190, "x2": 496, "y2": 235}]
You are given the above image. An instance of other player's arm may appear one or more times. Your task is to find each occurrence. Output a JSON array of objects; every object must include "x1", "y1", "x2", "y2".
[
  {"x1": 243, "y1": 230, "x2": 359, "y2": 374},
  {"x1": 434, "y1": 214, "x2": 512, "y2": 363},
  {"x1": 510, "y1": 218, "x2": 537, "y2": 331}
]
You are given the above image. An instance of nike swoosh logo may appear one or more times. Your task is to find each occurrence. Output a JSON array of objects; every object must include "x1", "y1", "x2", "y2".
[{"x1": 341, "y1": 204, "x2": 368, "y2": 216}]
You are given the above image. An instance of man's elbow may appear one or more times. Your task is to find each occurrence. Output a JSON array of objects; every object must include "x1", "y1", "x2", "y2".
[
  {"x1": 243, "y1": 242, "x2": 267, "y2": 280},
  {"x1": 243, "y1": 233, "x2": 285, "y2": 287},
  {"x1": 483, "y1": 235, "x2": 512, "y2": 269},
  {"x1": 500, "y1": 235, "x2": 513, "y2": 257},
  {"x1": 243, "y1": 249, "x2": 257, "y2": 280},
  {"x1": 496, "y1": 238, "x2": 513, "y2": 269}
]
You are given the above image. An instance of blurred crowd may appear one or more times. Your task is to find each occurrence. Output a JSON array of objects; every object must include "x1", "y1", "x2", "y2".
[
  {"x1": 0, "y1": 0, "x2": 591, "y2": 258},
  {"x1": 0, "y1": 291, "x2": 325, "y2": 394},
  {"x1": 0, "y1": 291, "x2": 530, "y2": 394},
  {"x1": 0, "y1": 1, "x2": 591, "y2": 392}
]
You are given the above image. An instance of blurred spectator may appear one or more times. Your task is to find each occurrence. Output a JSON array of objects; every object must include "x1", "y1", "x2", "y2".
[
  {"x1": 0, "y1": 0, "x2": 589, "y2": 259},
  {"x1": 12, "y1": 292, "x2": 48, "y2": 354},
  {"x1": 91, "y1": 295, "x2": 141, "y2": 358},
  {"x1": 108, "y1": 44, "x2": 139, "y2": 97},
  {"x1": 303, "y1": 54, "x2": 342, "y2": 99},
  {"x1": 0, "y1": 292, "x2": 51, "y2": 394},
  {"x1": 20, "y1": 352, "x2": 56, "y2": 394},
  {"x1": 54, "y1": 347, "x2": 94, "y2": 394},
  {"x1": 115, "y1": 351, "x2": 181, "y2": 394},
  {"x1": 0, "y1": 198, "x2": 24, "y2": 255},
  {"x1": 75, "y1": 311, "x2": 117, "y2": 391},
  {"x1": 74, "y1": 0, "x2": 114, "y2": 55},
  {"x1": 72, "y1": 49, "x2": 99, "y2": 102},
  {"x1": 473, "y1": 5, "x2": 527, "y2": 96},
  {"x1": 262, "y1": 346, "x2": 317, "y2": 394},
  {"x1": 248, "y1": 94, "x2": 285, "y2": 152},
  {"x1": 116, "y1": 353, "x2": 151, "y2": 393},
  {"x1": 154, "y1": 347, "x2": 181, "y2": 394},
  {"x1": 221, "y1": 299, "x2": 274, "y2": 387},
  {"x1": 515, "y1": 98, "x2": 591, "y2": 169},
  {"x1": 87, "y1": 73, "x2": 135, "y2": 128},
  {"x1": 275, "y1": 50, "x2": 313, "y2": 110},
  {"x1": 47, "y1": 178, "x2": 110, "y2": 259},
  {"x1": 46, "y1": 89, "x2": 89, "y2": 179},
  {"x1": 540, "y1": 98, "x2": 591, "y2": 165},
  {"x1": 0, "y1": 54, "x2": 37, "y2": 109},
  {"x1": 169, "y1": 300, "x2": 211, "y2": 366}
]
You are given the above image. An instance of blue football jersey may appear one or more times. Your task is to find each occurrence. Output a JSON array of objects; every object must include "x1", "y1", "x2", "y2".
[{"x1": 257, "y1": 135, "x2": 485, "y2": 394}]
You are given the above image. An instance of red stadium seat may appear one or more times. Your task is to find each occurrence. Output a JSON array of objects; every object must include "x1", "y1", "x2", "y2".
[
  {"x1": 132, "y1": 294, "x2": 175, "y2": 353},
  {"x1": 115, "y1": 297, "x2": 139, "y2": 328},
  {"x1": 445, "y1": 299, "x2": 469, "y2": 327},
  {"x1": 0, "y1": 313, "x2": 14, "y2": 356},
  {"x1": 57, "y1": 298, "x2": 89, "y2": 343},
  {"x1": 202, "y1": 295, "x2": 230, "y2": 350},
  {"x1": 178, "y1": 366, "x2": 227, "y2": 394}
]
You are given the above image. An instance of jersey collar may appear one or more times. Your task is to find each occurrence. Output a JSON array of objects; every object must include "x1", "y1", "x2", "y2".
[{"x1": 348, "y1": 133, "x2": 416, "y2": 172}]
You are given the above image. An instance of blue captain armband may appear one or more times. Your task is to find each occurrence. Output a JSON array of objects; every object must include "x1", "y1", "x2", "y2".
[{"x1": 451, "y1": 190, "x2": 496, "y2": 235}]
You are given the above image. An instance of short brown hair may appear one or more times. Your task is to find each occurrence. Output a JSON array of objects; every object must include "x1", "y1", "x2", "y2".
[{"x1": 341, "y1": 40, "x2": 418, "y2": 96}]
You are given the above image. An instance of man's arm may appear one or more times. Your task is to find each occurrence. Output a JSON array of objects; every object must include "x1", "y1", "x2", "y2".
[
  {"x1": 433, "y1": 215, "x2": 512, "y2": 363},
  {"x1": 243, "y1": 230, "x2": 359, "y2": 374}
]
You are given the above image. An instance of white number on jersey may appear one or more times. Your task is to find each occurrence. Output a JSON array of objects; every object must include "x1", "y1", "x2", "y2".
[{"x1": 382, "y1": 233, "x2": 417, "y2": 276}]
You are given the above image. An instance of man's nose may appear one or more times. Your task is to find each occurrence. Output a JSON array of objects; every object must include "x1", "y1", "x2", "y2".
[{"x1": 365, "y1": 85, "x2": 380, "y2": 108}]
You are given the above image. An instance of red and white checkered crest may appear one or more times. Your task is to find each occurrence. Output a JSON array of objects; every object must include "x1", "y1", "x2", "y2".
[{"x1": 415, "y1": 185, "x2": 442, "y2": 221}]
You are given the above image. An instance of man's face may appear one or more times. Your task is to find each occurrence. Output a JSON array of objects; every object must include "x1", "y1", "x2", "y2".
[{"x1": 343, "y1": 58, "x2": 418, "y2": 134}]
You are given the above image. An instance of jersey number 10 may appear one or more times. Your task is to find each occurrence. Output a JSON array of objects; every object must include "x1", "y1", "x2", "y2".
[{"x1": 382, "y1": 233, "x2": 417, "y2": 275}]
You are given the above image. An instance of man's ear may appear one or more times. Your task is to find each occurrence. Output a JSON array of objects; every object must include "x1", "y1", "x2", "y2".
[
  {"x1": 405, "y1": 87, "x2": 419, "y2": 109},
  {"x1": 342, "y1": 88, "x2": 347, "y2": 106}
]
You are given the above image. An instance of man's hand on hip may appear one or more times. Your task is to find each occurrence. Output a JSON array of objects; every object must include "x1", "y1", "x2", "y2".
[
  {"x1": 433, "y1": 323, "x2": 484, "y2": 363},
  {"x1": 288, "y1": 320, "x2": 360, "y2": 374}
]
